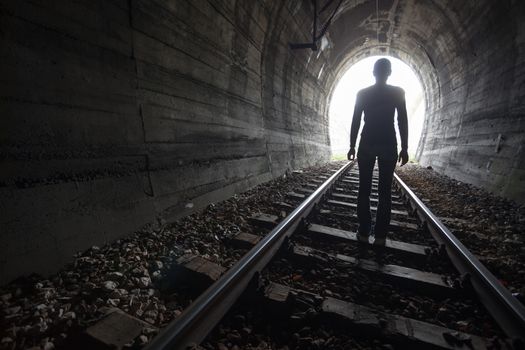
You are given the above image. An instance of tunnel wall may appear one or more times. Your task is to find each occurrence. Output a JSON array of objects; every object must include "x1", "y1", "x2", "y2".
[
  {"x1": 0, "y1": 0, "x2": 331, "y2": 283},
  {"x1": 415, "y1": 1, "x2": 525, "y2": 203}
]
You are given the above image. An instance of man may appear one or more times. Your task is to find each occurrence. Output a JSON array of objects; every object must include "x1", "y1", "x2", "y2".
[{"x1": 347, "y1": 58, "x2": 409, "y2": 246}]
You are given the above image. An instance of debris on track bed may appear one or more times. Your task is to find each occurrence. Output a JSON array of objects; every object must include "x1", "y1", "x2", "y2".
[
  {"x1": 396, "y1": 163, "x2": 525, "y2": 299},
  {"x1": 2, "y1": 160, "x2": 521, "y2": 349},
  {"x1": 0, "y1": 162, "x2": 344, "y2": 350},
  {"x1": 198, "y1": 162, "x2": 508, "y2": 350}
]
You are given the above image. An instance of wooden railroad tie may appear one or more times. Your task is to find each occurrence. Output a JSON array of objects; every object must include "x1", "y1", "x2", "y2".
[
  {"x1": 264, "y1": 283, "x2": 508, "y2": 350},
  {"x1": 343, "y1": 176, "x2": 379, "y2": 185},
  {"x1": 248, "y1": 213, "x2": 279, "y2": 229},
  {"x1": 307, "y1": 224, "x2": 428, "y2": 259},
  {"x1": 331, "y1": 192, "x2": 404, "y2": 206},
  {"x1": 326, "y1": 199, "x2": 410, "y2": 217},
  {"x1": 334, "y1": 187, "x2": 402, "y2": 200},
  {"x1": 67, "y1": 309, "x2": 157, "y2": 349},
  {"x1": 291, "y1": 245, "x2": 457, "y2": 296},
  {"x1": 158, "y1": 254, "x2": 226, "y2": 294},
  {"x1": 249, "y1": 212, "x2": 419, "y2": 232},
  {"x1": 228, "y1": 232, "x2": 261, "y2": 249}
]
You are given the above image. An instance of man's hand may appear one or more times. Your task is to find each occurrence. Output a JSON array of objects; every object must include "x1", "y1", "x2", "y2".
[
  {"x1": 347, "y1": 147, "x2": 355, "y2": 160},
  {"x1": 398, "y1": 149, "x2": 409, "y2": 166}
]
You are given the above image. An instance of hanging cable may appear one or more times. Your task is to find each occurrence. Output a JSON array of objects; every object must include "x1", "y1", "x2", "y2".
[
  {"x1": 289, "y1": 0, "x2": 343, "y2": 51},
  {"x1": 376, "y1": 0, "x2": 380, "y2": 43},
  {"x1": 315, "y1": 0, "x2": 343, "y2": 41}
]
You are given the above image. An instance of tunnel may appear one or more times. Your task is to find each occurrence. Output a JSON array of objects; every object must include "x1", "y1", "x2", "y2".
[{"x1": 1, "y1": 0, "x2": 524, "y2": 304}]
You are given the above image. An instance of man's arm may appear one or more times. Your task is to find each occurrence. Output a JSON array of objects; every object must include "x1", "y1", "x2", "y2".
[
  {"x1": 397, "y1": 89, "x2": 409, "y2": 165},
  {"x1": 350, "y1": 91, "x2": 364, "y2": 149},
  {"x1": 347, "y1": 91, "x2": 364, "y2": 160}
]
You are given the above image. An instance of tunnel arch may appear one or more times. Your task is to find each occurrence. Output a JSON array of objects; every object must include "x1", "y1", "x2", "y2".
[
  {"x1": 324, "y1": 44, "x2": 440, "y2": 158},
  {"x1": 326, "y1": 52, "x2": 428, "y2": 157},
  {"x1": 307, "y1": 0, "x2": 524, "y2": 203}
]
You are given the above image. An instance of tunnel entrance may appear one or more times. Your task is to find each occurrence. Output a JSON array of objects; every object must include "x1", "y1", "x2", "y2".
[{"x1": 328, "y1": 56, "x2": 425, "y2": 159}]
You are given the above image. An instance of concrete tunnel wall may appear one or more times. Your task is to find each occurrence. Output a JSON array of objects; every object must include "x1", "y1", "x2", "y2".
[
  {"x1": 1, "y1": 0, "x2": 524, "y2": 283},
  {"x1": 0, "y1": 0, "x2": 331, "y2": 283}
]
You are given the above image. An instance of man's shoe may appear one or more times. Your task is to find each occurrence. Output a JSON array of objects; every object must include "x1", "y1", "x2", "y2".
[
  {"x1": 373, "y1": 237, "x2": 386, "y2": 246},
  {"x1": 356, "y1": 233, "x2": 369, "y2": 244}
]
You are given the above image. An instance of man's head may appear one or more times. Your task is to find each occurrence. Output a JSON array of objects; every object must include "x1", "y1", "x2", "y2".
[{"x1": 373, "y1": 58, "x2": 392, "y2": 84}]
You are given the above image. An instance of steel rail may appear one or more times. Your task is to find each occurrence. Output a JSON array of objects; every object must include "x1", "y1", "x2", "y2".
[
  {"x1": 394, "y1": 172, "x2": 525, "y2": 340},
  {"x1": 146, "y1": 161, "x2": 355, "y2": 350}
]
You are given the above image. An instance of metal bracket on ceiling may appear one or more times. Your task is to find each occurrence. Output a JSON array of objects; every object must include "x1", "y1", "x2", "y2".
[{"x1": 289, "y1": 0, "x2": 343, "y2": 51}]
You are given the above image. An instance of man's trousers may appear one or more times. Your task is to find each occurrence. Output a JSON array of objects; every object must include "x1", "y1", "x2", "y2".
[{"x1": 356, "y1": 144, "x2": 398, "y2": 238}]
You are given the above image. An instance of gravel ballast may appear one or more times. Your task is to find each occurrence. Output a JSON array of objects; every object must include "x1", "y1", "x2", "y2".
[
  {"x1": 0, "y1": 162, "x2": 344, "y2": 349},
  {"x1": 396, "y1": 163, "x2": 525, "y2": 298}
]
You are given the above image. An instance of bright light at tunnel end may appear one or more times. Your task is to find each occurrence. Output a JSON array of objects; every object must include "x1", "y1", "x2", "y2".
[{"x1": 329, "y1": 56, "x2": 425, "y2": 159}]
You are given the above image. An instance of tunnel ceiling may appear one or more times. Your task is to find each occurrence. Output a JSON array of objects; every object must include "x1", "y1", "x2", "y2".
[{"x1": 315, "y1": 0, "x2": 481, "y2": 111}]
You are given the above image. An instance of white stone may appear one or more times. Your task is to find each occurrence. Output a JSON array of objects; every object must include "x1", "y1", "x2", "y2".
[{"x1": 103, "y1": 281, "x2": 118, "y2": 291}]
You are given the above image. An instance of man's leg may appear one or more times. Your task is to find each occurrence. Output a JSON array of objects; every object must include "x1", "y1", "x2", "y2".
[
  {"x1": 357, "y1": 147, "x2": 375, "y2": 238},
  {"x1": 374, "y1": 147, "x2": 398, "y2": 243}
]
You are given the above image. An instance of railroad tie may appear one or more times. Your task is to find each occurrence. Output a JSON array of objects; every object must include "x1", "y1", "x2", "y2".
[
  {"x1": 228, "y1": 232, "x2": 261, "y2": 249},
  {"x1": 334, "y1": 187, "x2": 402, "y2": 200},
  {"x1": 326, "y1": 199, "x2": 409, "y2": 216},
  {"x1": 286, "y1": 191, "x2": 307, "y2": 200},
  {"x1": 77, "y1": 309, "x2": 157, "y2": 349},
  {"x1": 251, "y1": 211, "x2": 419, "y2": 232},
  {"x1": 159, "y1": 254, "x2": 226, "y2": 294},
  {"x1": 291, "y1": 245, "x2": 457, "y2": 296},
  {"x1": 248, "y1": 213, "x2": 279, "y2": 229},
  {"x1": 331, "y1": 192, "x2": 404, "y2": 206},
  {"x1": 264, "y1": 283, "x2": 502, "y2": 350},
  {"x1": 307, "y1": 223, "x2": 428, "y2": 259}
]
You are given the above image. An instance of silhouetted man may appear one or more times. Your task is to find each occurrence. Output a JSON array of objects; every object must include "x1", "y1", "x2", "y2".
[{"x1": 347, "y1": 58, "x2": 409, "y2": 246}]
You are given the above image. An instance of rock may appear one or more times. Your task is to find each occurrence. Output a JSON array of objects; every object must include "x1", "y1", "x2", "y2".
[
  {"x1": 103, "y1": 281, "x2": 118, "y2": 292},
  {"x1": 144, "y1": 310, "x2": 158, "y2": 320},
  {"x1": 1, "y1": 337, "x2": 13, "y2": 344},
  {"x1": 138, "y1": 334, "x2": 148, "y2": 345},
  {"x1": 109, "y1": 288, "x2": 128, "y2": 298},
  {"x1": 256, "y1": 341, "x2": 269, "y2": 349},
  {"x1": 456, "y1": 320, "x2": 470, "y2": 331},
  {"x1": 107, "y1": 272, "x2": 124, "y2": 280},
  {"x1": 298, "y1": 327, "x2": 311, "y2": 337},
  {"x1": 63, "y1": 311, "x2": 76, "y2": 319},
  {"x1": 298, "y1": 337, "x2": 314, "y2": 347},
  {"x1": 29, "y1": 321, "x2": 48, "y2": 335},
  {"x1": 227, "y1": 331, "x2": 242, "y2": 343},
  {"x1": 139, "y1": 276, "x2": 151, "y2": 288},
  {"x1": 106, "y1": 299, "x2": 120, "y2": 307},
  {"x1": 6, "y1": 306, "x2": 22, "y2": 315},
  {"x1": 312, "y1": 339, "x2": 325, "y2": 347},
  {"x1": 43, "y1": 341, "x2": 55, "y2": 350}
]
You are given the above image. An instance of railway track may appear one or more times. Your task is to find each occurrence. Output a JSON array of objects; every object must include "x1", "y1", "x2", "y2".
[{"x1": 145, "y1": 161, "x2": 525, "y2": 350}]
